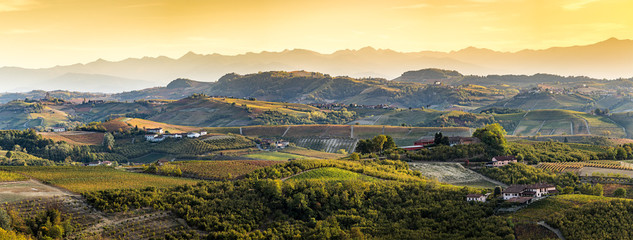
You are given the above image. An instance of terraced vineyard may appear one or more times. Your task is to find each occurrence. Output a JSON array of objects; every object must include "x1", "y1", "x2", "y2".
[
  {"x1": 292, "y1": 137, "x2": 358, "y2": 153},
  {"x1": 158, "y1": 160, "x2": 281, "y2": 180},
  {"x1": 537, "y1": 161, "x2": 633, "y2": 173}
]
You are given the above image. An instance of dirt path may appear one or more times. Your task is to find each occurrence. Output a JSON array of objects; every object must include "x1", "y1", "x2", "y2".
[
  {"x1": 582, "y1": 118, "x2": 591, "y2": 135},
  {"x1": 537, "y1": 221, "x2": 565, "y2": 240}
]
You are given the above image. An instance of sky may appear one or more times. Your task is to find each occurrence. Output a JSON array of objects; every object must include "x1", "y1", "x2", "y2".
[{"x1": 0, "y1": 0, "x2": 632, "y2": 68}]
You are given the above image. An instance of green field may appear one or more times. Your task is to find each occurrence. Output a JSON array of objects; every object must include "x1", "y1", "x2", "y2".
[
  {"x1": 0, "y1": 166, "x2": 199, "y2": 193},
  {"x1": 243, "y1": 151, "x2": 306, "y2": 161},
  {"x1": 287, "y1": 167, "x2": 377, "y2": 182}
]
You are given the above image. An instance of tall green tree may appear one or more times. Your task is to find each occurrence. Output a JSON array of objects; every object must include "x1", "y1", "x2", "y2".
[
  {"x1": 473, "y1": 123, "x2": 507, "y2": 157},
  {"x1": 102, "y1": 132, "x2": 115, "y2": 152}
]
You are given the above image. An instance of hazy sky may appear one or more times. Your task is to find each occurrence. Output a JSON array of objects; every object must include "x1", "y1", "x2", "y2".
[{"x1": 1, "y1": 0, "x2": 632, "y2": 68}]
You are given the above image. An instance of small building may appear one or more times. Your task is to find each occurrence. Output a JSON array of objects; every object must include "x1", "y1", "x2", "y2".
[
  {"x1": 164, "y1": 133, "x2": 183, "y2": 138},
  {"x1": 200, "y1": 131, "x2": 207, "y2": 136},
  {"x1": 187, "y1": 132, "x2": 201, "y2": 138},
  {"x1": 276, "y1": 141, "x2": 290, "y2": 149},
  {"x1": 503, "y1": 183, "x2": 557, "y2": 200},
  {"x1": 466, "y1": 194, "x2": 486, "y2": 202},
  {"x1": 157, "y1": 159, "x2": 170, "y2": 166},
  {"x1": 146, "y1": 128, "x2": 164, "y2": 134},
  {"x1": 145, "y1": 134, "x2": 158, "y2": 141},
  {"x1": 52, "y1": 127, "x2": 66, "y2": 132},
  {"x1": 486, "y1": 156, "x2": 517, "y2": 167},
  {"x1": 149, "y1": 136, "x2": 165, "y2": 142}
]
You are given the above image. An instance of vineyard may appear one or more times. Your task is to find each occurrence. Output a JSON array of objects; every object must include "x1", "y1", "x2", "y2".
[
  {"x1": 537, "y1": 161, "x2": 633, "y2": 173},
  {"x1": 0, "y1": 166, "x2": 200, "y2": 193},
  {"x1": 110, "y1": 134, "x2": 255, "y2": 161},
  {"x1": 3, "y1": 195, "x2": 201, "y2": 240},
  {"x1": 291, "y1": 137, "x2": 358, "y2": 153},
  {"x1": 157, "y1": 160, "x2": 281, "y2": 180}
]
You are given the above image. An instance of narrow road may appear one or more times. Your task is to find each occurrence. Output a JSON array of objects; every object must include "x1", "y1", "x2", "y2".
[
  {"x1": 537, "y1": 221, "x2": 565, "y2": 240},
  {"x1": 582, "y1": 118, "x2": 591, "y2": 135}
]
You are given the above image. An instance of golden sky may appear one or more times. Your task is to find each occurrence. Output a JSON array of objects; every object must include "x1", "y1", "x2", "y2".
[{"x1": 0, "y1": 0, "x2": 632, "y2": 68}]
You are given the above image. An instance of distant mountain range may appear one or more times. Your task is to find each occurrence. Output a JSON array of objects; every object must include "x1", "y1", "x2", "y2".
[{"x1": 1, "y1": 38, "x2": 632, "y2": 92}]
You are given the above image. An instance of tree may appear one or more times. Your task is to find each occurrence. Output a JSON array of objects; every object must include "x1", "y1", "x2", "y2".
[
  {"x1": 473, "y1": 123, "x2": 508, "y2": 157},
  {"x1": 614, "y1": 188, "x2": 627, "y2": 198},
  {"x1": 434, "y1": 132, "x2": 449, "y2": 145},
  {"x1": 494, "y1": 186, "x2": 502, "y2": 197},
  {"x1": 5, "y1": 151, "x2": 11, "y2": 158},
  {"x1": 616, "y1": 147, "x2": 627, "y2": 160},
  {"x1": 103, "y1": 133, "x2": 115, "y2": 152}
]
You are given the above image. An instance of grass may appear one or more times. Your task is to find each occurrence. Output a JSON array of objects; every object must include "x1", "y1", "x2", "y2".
[
  {"x1": 0, "y1": 166, "x2": 200, "y2": 193},
  {"x1": 287, "y1": 167, "x2": 377, "y2": 182},
  {"x1": 0, "y1": 170, "x2": 27, "y2": 182},
  {"x1": 243, "y1": 151, "x2": 306, "y2": 161}
]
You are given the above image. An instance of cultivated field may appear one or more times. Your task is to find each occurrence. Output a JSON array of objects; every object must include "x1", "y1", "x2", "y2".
[
  {"x1": 579, "y1": 167, "x2": 633, "y2": 177},
  {"x1": 408, "y1": 162, "x2": 502, "y2": 188},
  {"x1": 503, "y1": 109, "x2": 626, "y2": 137},
  {"x1": 39, "y1": 131, "x2": 105, "y2": 145},
  {"x1": 0, "y1": 166, "x2": 200, "y2": 193},
  {"x1": 292, "y1": 137, "x2": 358, "y2": 153},
  {"x1": 121, "y1": 118, "x2": 201, "y2": 133},
  {"x1": 161, "y1": 160, "x2": 281, "y2": 180}
]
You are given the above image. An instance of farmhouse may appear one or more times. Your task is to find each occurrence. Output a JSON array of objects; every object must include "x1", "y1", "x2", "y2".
[
  {"x1": 52, "y1": 127, "x2": 66, "y2": 132},
  {"x1": 466, "y1": 194, "x2": 486, "y2": 202},
  {"x1": 486, "y1": 156, "x2": 517, "y2": 167},
  {"x1": 145, "y1": 134, "x2": 158, "y2": 141},
  {"x1": 502, "y1": 183, "x2": 557, "y2": 200},
  {"x1": 164, "y1": 133, "x2": 183, "y2": 138},
  {"x1": 187, "y1": 132, "x2": 201, "y2": 138},
  {"x1": 276, "y1": 140, "x2": 290, "y2": 149},
  {"x1": 146, "y1": 128, "x2": 164, "y2": 134}
]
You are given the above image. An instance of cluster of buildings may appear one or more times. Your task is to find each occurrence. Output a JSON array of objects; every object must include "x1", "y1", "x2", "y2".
[
  {"x1": 485, "y1": 156, "x2": 517, "y2": 167},
  {"x1": 260, "y1": 138, "x2": 290, "y2": 149},
  {"x1": 144, "y1": 128, "x2": 207, "y2": 142},
  {"x1": 466, "y1": 183, "x2": 558, "y2": 204}
]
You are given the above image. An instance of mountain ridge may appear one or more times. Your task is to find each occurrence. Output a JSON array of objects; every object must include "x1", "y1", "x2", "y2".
[{"x1": 1, "y1": 38, "x2": 632, "y2": 92}]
